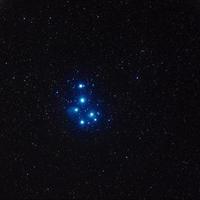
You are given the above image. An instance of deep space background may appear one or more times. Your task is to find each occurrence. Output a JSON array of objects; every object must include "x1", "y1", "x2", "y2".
[{"x1": 0, "y1": 0, "x2": 200, "y2": 199}]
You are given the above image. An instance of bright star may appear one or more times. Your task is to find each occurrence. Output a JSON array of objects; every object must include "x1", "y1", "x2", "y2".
[
  {"x1": 78, "y1": 84, "x2": 85, "y2": 88},
  {"x1": 74, "y1": 108, "x2": 79, "y2": 112},
  {"x1": 94, "y1": 118, "x2": 97, "y2": 122},
  {"x1": 79, "y1": 97, "x2": 86, "y2": 103},
  {"x1": 80, "y1": 120, "x2": 85, "y2": 125},
  {"x1": 89, "y1": 112, "x2": 94, "y2": 117}
]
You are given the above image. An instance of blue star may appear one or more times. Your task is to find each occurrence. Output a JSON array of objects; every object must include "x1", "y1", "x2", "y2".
[
  {"x1": 74, "y1": 107, "x2": 79, "y2": 112},
  {"x1": 80, "y1": 120, "x2": 85, "y2": 125},
  {"x1": 89, "y1": 112, "x2": 94, "y2": 117},
  {"x1": 79, "y1": 97, "x2": 86, "y2": 104},
  {"x1": 78, "y1": 83, "x2": 85, "y2": 89}
]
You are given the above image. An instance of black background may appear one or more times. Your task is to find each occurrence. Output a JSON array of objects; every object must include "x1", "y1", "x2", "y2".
[{"x1": 0, "y1": 0, "x2": 200, "y2": 199}]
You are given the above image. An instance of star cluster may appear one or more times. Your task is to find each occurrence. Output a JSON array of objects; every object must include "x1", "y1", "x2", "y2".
[
  {"x1": 1, "y1": 0, "x2": 199, "y2": 199},
  {"x1": 67, "y1": 83, "x2": 100, "y2": 128}
]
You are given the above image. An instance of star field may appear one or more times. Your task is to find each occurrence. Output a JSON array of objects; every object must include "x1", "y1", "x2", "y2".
[{"x1": 0, "y1": 0, "x2": 200, "y2": 199}]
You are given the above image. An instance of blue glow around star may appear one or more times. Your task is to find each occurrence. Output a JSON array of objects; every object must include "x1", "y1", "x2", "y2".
[
  {"x1": 67, "y1": 82, "x2": 101, "y2": 128},
  {"x1": 79, "y1": 97, "x2": 86, "y2": 104},
  {"x1": 74, "y1": 107, "x2": 79, "y2": 112},
  {"x1": 78, "y1": 83, "x2": 85, "y2": 89},
  {"x1": 80, "y1": 120, "x2": 85, "y2": 125},
  {"x1": 89, "y1": 112, "x2": 94, "y2": 117}
]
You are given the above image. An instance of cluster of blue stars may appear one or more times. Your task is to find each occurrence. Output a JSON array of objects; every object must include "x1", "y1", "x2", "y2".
[{"x1": 67, "y1": 83, "x2": 100, "y2": 128}]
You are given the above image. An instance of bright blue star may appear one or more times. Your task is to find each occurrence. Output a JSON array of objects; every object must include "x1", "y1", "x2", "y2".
[
  {"x1": 80, "y1": 120, "x2": 85, "y2": 125},
  {"x1": 79, "y1": 97, "x2": 86, "y2": 103},
  {"x1": 89, "y1": 112, "x2": 94, "y2": 117},
  {"x1": 74, "y1": 107, "x2": 79, "y2": 112},
  {"x1": 78, "y1": 84, "x2": 85, "y2": 88}
]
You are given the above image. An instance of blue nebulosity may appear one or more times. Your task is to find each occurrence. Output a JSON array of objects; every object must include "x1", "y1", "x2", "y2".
[{"x1": 67, "y1": 82, "x2": 101, "y2": 128}]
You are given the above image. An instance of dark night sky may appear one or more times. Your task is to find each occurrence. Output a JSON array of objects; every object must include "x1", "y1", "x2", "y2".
[{"x1": 0, "y1": 0, "x2": 200, "y2": 199}]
